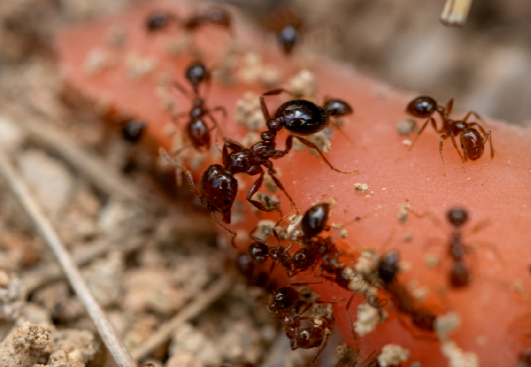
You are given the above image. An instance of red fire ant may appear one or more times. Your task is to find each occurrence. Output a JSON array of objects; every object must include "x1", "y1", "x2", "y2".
[
  {"x1": 145, "y1": 7, "x2": 231, "y2": 34},
  {"x1": 169, "y1": 61, "x2": 226, "y2": 153},
  {"x1": 398, "y1": 96, "x2": 495, "y2": 175}
]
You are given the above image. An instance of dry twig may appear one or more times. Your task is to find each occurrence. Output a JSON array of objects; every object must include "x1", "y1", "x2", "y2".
[
  {"x1": 0, "y1": 149, "x2": 137, "y2": 367},
  {"x1": 131, "y1": 274, "x2": 232, "y2": 361},
  {"x1": 440, "y1": 0, "x2": 473, "y2": 26}
]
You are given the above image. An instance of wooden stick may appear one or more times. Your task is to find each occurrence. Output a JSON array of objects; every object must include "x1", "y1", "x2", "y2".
[
  {"x1": 0, "y1": 150, "x2": 137, "y2": 367},
  {"x1": 440, "y1": 0, "x2": 473, "y2": 26},
  {"x1": 131, "y1": 275, "x2": 232, "y2": 361}
]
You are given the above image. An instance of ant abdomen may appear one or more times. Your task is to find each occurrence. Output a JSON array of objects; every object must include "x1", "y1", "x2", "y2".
[
  {"x1": 275, "y1": 100, "x2": 329, "y2": 135},
  {"x1": 450, "y1": 261, "x2": 469, "y2": 287},
  {"x1": 199, "y1": 165, "x2": 238, "y2": 223},
  {"x1": 301, "y1": 203, "x2": 330, "y2": 238},
  {"x1": 460, "y1": 128, "x2": 484, "y2": 160},
  {"x1": 186, "y1": 61, "x2": 209, "y2": 87},
  {"x1": 406, "y1": 96, "x2": 438, "y2": 118},
  {"x1": 322, "y1": 99, "x2": 353, "y2": 118},
  {"x1": 248, "y1": 241, "x2": 269, "y2": 264},
  {"x1": 186, "y1": 119, "x2": 210, "y2": 149}
]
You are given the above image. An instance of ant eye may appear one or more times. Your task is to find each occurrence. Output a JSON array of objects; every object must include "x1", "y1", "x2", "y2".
[{"x1": 223, "y1": 199, "x2": 231, "y2": 205}]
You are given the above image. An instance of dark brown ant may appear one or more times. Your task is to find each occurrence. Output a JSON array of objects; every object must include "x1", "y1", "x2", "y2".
[
  {"x1": 145, "y1": 11, "x2": 177, "y2": 32},
  {"x1": 144, "y1": 7, "x2": 231, "y2": 34},
  {"x1": 122, "y1": 119, "x2": 146, "y2": 143},
  {"x1": 377, "y1": 251, "x2": 437, "y2": 333},
  {"x1": 398, "y1": 96, "x2": 495, "y2": 175},
  {"x1": 446, "y1": 207, "x2": 471, "y2": 288},
  {"x1": 162, "y1": 92, "x2": 355, "y2": 244},
  {"x1": 170, "y1": 61, "x2": 226, "y2": 153}
]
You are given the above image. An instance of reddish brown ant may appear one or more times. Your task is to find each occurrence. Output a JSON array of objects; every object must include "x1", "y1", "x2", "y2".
[
  {"x1": 170, "y1": 61, "x2": 226, "y2": 154},
  {"x1": 269, "y1": 286, "x2": 334, "y2": 362},
  {"x1": 518, "y1": 349, "x2": 531, "y2": 367},
  {"x1": 377, "y1": 251, "x2": 437, "y2": 334},
  {"x1": 398, "y1": 96, "x2": 495, "y2": 175}
]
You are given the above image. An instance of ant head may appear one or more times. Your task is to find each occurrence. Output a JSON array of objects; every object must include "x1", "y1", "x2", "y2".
[
  {"x1": 447, "y1": 207, "x2": 468, "y2": 227},
  {"x1": 248, "y1": 241, "x2": 269, "y2": 264},
  {"x1": 275, "y1": 100, "x2": 329, "y2": 136},
  {"x1": 378, "y1": 251, "x2": 400, "y2": 284},
  {"x1": 186, "y1": 61, "x2": 208, "y2": 87},
  {"x1": 270, "y1": 287, "x2": 298, "y2": 313},
  {"x1": 301, "y1": 203, "x2": 330, "y2": 238},
  {"x1": 406, "y1": 96, "x2": 437, "y2": 118},
  {"x1": 278, "y1": 25, "x2": 298, "y2": 55},
  {"x1": 322, "y1": 99, "x2": 353, "y2": 118},
  {"x1": 122, "y1": 119, "x2": 146, "y2": 142},
  {"x1": 145, "y1": 11, "x2": 173, "y2": 32}
]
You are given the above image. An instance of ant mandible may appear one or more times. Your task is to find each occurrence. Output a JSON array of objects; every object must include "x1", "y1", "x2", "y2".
[
  {"x1": 169, "y1": 61, "x2": 226, "y2": 154},
  {"x1": 145, "y1": 7, "x2": 231, "y2": 34},
  {"x1": 398, "y1": 96, "x2": 495, "y2": 175}
]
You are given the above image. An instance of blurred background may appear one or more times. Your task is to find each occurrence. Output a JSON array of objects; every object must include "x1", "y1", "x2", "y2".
[{"x1": 1, "y1": 0, "x2": 531, "y2": 124}]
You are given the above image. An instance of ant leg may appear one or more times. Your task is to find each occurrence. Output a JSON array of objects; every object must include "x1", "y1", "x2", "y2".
[
  {"x1": 483, "y1": 130, "x2": 495, "y2": 159},
  {"x1": 222, "y1": 139, "x2": 244, "y2": 166},
  {"x1": 171, "y1": 81, "x2": 193, "y2": 100},
  {"x1": 159, "y1": 148, "x2": 200, "y2": 195},
  {"x1": 246, "y1": 171, "x2": 281, "y2": 212},
  {"x1": 344, "y1": 294, "x2": 358, "y2": 342},
  {"x1": 311, "y1": 328, "x2": 331, "y2": 363},
  {"x1": 171, "y1": 111, "x2": 187, "y2": 125},
  {"x1": 396, "y1": 117, "x2": 438, "y2": 161},
  {"x1": 260, "y1": 88, "x2": 298, "y2": 120},
  {"x1": 210, "y1": 211, "x2": 237, "y2": 248},
  {"x1": 463, "y1": 110, "x2": 486, "y2": 125},
  {"x1": 445, "y1": 99, "x2": 454, "y2": 116},
  {"x1": 449, "y1": 132, "x2": 466, "y2": 165},
  {"x1": 285, "y1": 134, "x2": 359, "y2": 174},
  {"x1": 265, "y1": 164, "x2": 299, "y2": 214},
  {"x1": 467, "y1": 240, "x2": 506, "y2": 266},
  {"x1": 439, "y1": 134, "x2": 448, "y2": 176},
  {"x1": 206, "y1": 106, "x2": 228, "y2": 151}
]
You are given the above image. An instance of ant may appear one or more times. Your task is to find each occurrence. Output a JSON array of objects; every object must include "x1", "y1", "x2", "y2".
[
  {"x1": 398, "y1": 96, "x2": 495, "y2": 175},
  {"x1": 163, "y1": 91, "x2": 356, "y2": 245},
  {"x1": 519, "y1": 349, "x2": 531, "y2": 367},
  {"x1": 377, "y1": 251, "x2": 437, "y2": 334},
  {"x1": 169, "y1": 61, "x2": 226, "y2": 154},
  {"x1": 269, "y1": 286, "x2": 334, "y2": 363},
  {"x1": 247, "y1": 203, "x2": 333, "y2": 276},
  {"x1": 145, "y1": 7, "x2": 231, "y2": 34},
  {"x1": 121, "y1": 119, "x2": 146, "y2": 143}
]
